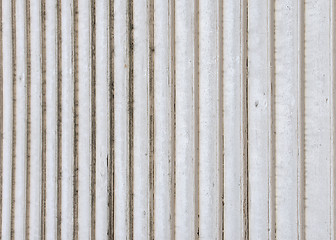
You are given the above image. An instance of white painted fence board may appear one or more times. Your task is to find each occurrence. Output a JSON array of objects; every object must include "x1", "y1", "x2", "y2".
[
  {"x1": 175, "y1": 0, "x2": 197, "y2": 238},
  {"x1": 95, "y1": 0, "x2": 109, "y2": 238},
  {"x1": 29, "y1": 0, "x2": 42, "y2": 238},
  {"x1": 305, "y1": 0, "x2": 334, "y2": 238},
  {"x1": 133, "y1": 0, "x2": 151, "y2": 239},
  {"x1": 45, "y1": 0, "x2": 57, "y2": 238},
  {"x1": 223, "y1": 0, "x2": 247, "y2": 239},
  {"x1": 198, "y1": 0, "x2": 222, "y2": 239},
  {"x1": 113, "y1": 0, "x2": 130, "y2": 238},
  {"x1": 78, "y1": 0, "x2": 91, "y2": 238},
  {"x1": 61, "y1": 0, "x2": 74, "y2": 238},
  {"x1": 14, "y1": 0, "x2": 27, "y2": 238},
  {"x1": 1, "y1": 0, "x2": 13, "y2": 238},
  {"x1": 274, "y1": 0, "x2": 301, "y2": 238},
  {"x1": 153, "y1": 0, "x2": 173, "y2": 239}
]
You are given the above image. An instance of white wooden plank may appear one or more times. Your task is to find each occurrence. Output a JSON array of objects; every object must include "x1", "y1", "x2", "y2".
[
  {"x1": 45, "y1": 0, "x2": 57, "y2": 238},
  {"x1": 29, "y1": 0, "x2": 42, "y2": 238},
  {"x1": 223, "y1": 0, "x2": 247, "y2": 238},
  {"x1": 78, "y1": 0, "x2": 91, "y2": 238},
  {"x1": 95, "y1": 0, "x2": 109, "y2": 238},
  {"x1": 61, "y1": 0, "x2": 74, "y2": 238},
  {"x1": 113, "y1": 0, "x2": 130, "y2": 238},
  {"x1": 198, "y1": 0, "x2": 222, "y2": 239},
  {"x1": 175, "y1": 0, "x2": 197, "y2": 238},
  {"x1": 153, "y1": 0, "x2": 173, "y2": 238},
  {"x1": 14, "y1": 0, "x2": 27, "y2": 238},
  {"x1": 305, "y1": 0, "x2": 333, "y2": 238},
  {"x1": 1, "y1": 0, "x2": 13, "y2": 238},
  {"x1": 274, "y1": 0, "x2": 301, "y2": 238},
  {"x1": 133, "y1": 0, "x2": 150, "y2": 238},
  {"x1": 248, "y1": 0, "x2": 274, "y2": 238}
]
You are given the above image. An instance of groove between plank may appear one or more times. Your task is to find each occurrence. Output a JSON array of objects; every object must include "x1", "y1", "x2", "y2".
[
  {"x1": 10, "y1": 0, "x2": 16, "y2": 237},
  {"x1": 108, "y1": 0, "x2": 115, "y2": 238},
  {"x1": 41, "y1": 0, "x2": 47, "y2": 238},
  {"x1": 268, "y1": 0, "x2": 276, "y2": 238},
  {"x1": 297, "y1": 0, "x2": 305, "y2": 238},
  {"x1": 56, "y1": 0, "x2": 62, "y2": 238},
  {"x1": 149, "y1": 0, "x2": 155, "y2": 238},
  {"x1": 72, "y1": 0, "x2": 79, "y2": 238},
  {"x1": 127, "y1": 0, "x2": 134, "y2": 239},
  {"x1": 241, "y1": 0, "x2": 248, "y2": 238},
  {"x1": 90, "y1": 0, "x2": 96, "y2": 238},
  {"x1": 25, "y1": 0, "x2": 31, "y2": 238}
]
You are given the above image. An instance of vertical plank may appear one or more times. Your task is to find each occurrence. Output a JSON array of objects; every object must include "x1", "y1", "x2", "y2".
[
  {"x1": 45, "y1": 0, "x2": 57, "y2": 238},
  {"x1": 198, "y1": 0, "x2": 223, "y2": 239},
  {"x1": 331, "y1": 0, "x2": 336, "y2": 236},
  {"x1": 274, "y1": 0, "x2": 303, "y2": 238},
  {"x1": 29, "y1": 0, "x2": 42, "y2": 238},
  {"x1": 1, "y1": 0, "x2": 13, "y2": 238},
  {"x1": 133, "y1": 0, "x2": 150, "y2": 238},
  {"x1": 61, "y1": 0, "x2": 74, "y2": 238},
  {"x1": 114, "y1": 0, "x2": 130, "y2": 238},
  {"x1": 175, "y1": 0, "x2": 198, "y2": 238},
  {"x1": 248, "y1": 0, "x2": 275, "y2": 238},
  {"x1": 305, "y1": 0, "x2": 333, "y2": 238},
  {"x1": 223, "y1": 0, "x2": 248, "y2": 238},
  {"x1": 77, "y1": 0, "x2": 91, "y2": 238},
  {"x1": 95, "y1": 0, "x2": 109, "y2": 238},
  {"x1": 153, "y1": 0, "x2": 174, "y2": 238},
  {"x1": 14, "y1": 0, "x2": 27, "y2": 238}
]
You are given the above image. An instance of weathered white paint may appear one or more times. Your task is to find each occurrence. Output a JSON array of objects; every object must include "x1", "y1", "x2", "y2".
[
  {"x1": 45, "y1": 0, "x2": 58, "y2": 238},
  {"x1": 14, "y1": 0, "x2": 27, "y2": 238},
  {"x1": 2, "y1": 0, "x2": 13, "y2": 238},
  {"x1": 113, "y1": 0, "x2": 130, "y2": 238},
  {"x1": 78, "y1": 0, "x2": 91, "y2": 238},
  {"x1": 29, "y1": 0, "x2": 42, "y2": 239},
  {"x1": 0, "y1": 0, "x2": 335, "y2": 239},
  {"x1": 61, "y1": 0, "x2": 74, "y2": 238},
  {"x1": 175, "y1": 0, "x2": 198, "y2": 239}
]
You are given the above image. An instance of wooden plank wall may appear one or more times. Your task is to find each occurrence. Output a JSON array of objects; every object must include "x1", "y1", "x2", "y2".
[{"x1": 0, "y1": 0, "x2": 335, "y2": 239}]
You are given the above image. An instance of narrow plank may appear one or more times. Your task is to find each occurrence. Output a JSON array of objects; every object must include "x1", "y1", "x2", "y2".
[
  {"x1": 305, "y1": 0, "x2": 333, "y2": 238},
  {"x1": 329, "y1": 0, "x2": 336, "y2": 235},
  {"x1": 14, "y1": 0, "x2": 28, "y2": 238},
  {"x1": 223, "y1": 0, "x2": 248, "y2": 238},
  {"x1": 133, "y1": 0, "x2": 150, "y2": 238},
  {"x1": 61, "y1": 0, "x2": 74, "y2": 238},
  {"x1": 331, "y1": 0, "x2": 336, "y2": 237},
  {"x1": 29, "y1": 0, "x2": 42, "y2": 238},
  {"x1": 77, "y1": 0, "x2": 91, "y2": 238},
  {"x1": 95, "y1": 0, "x2": 109, "y2": 238},
  {"x1": 198, "y1": 0, "x2": 223, "y2": 238},
  {"x1": 175, "y1": 0, "x2": 198, "y2": 238},
  {"x1": 1, "y1": 0, "x2": 13, "y2": 238},
  {"x1": 274, "y1": 0, "x2": 302, "y2": 238},
  {"x1": 248, "y1": 0, "x2": 275, "y2": 238},
  {"x1": 113, "y1": 0, "x2": 130, "y2": 238},
  {"x1": 153, "y1": 0, "x2": 174, "y2": 238},
  {"x1": 45, "y1": 0, "x2": 58, "y2": 238}
]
